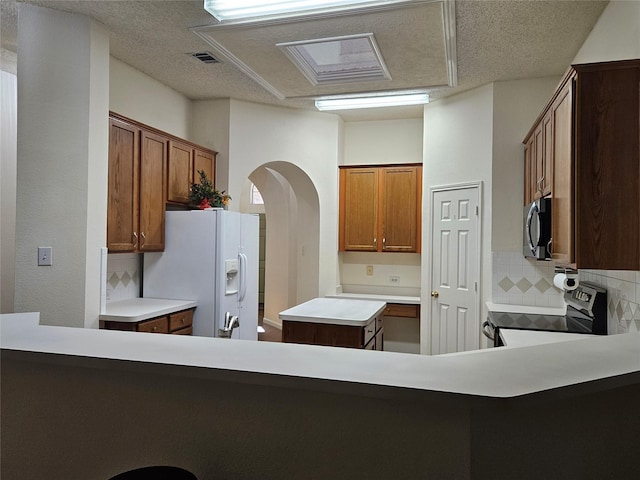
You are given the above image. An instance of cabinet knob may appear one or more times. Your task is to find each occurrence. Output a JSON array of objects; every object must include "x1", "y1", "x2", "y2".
[{"x1": 431, "y1": 290, "x2": 439, "y2": 298}]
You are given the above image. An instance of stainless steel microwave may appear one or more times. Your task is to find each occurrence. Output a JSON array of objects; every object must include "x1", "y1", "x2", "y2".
[{"x1": 523, "y1": 197, "x2": 552, "y2": 260}]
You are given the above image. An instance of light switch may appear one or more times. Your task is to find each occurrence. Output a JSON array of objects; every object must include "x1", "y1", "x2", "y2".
[{"x1": 38, "y1": 247, "x2": 52, "y2": 266}]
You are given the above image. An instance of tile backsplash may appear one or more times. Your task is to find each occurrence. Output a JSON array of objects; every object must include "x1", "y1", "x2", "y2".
[
  {"x1": 493, "y1": 251, "x2": 640, "y2": 334},
  {"x1": 106, "y1": 253, "x2": 140, "y2": 302},
  {"x1": 580, "y1": 269, "x2": 640, "y2": 335},
  {"x1": 492, "y1": 251, "x2": 564, "y2": 308}
]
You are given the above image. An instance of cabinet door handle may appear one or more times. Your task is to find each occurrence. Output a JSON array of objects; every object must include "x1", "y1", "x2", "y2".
[
  {"x1": 382, "y1": 237, "x2": 386, "y2": 250},
  {"x1": 373, "y1": 237, "x2": 377, "y2": 248},
  {"x1": 133, "y1": 232, "x2": 138, "y2": 247},
  {"x1": 140, "y1": 231, "x2": 146, "y2": 248}
]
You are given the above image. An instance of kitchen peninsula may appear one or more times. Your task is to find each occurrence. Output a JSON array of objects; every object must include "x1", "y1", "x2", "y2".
[{"x1": 1, "y1": 313, "x2": 639, "y2": 479}]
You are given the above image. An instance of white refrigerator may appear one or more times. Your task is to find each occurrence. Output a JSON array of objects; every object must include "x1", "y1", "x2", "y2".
[{"x1": 143, "y1": 209, "x2": 259, "y2": 340}]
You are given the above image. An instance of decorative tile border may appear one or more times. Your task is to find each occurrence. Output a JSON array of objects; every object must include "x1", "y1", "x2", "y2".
[
  {"x1": 492, "y1": 253, "x2": 640, "y2": 334},
  {"x1": 580, "y1": 270, "x2": 640, "y2": 334},
  {"x1": 106, "y1": 253, "x2": 140, "y2": 303},
  {"x1": 492, "y1": 252, "x2": 564, "y2": 308}
]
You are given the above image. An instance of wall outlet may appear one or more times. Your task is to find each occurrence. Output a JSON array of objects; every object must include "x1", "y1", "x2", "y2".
[
  {"x1": 366, "y1": 265, "x2": 374, "y2": 276},
  {"x1": 38, "y1": 247, "x2": 52, "y2": 266},
  {"x1": 390, "y1": 275, "x2": 400, "y2": 284}
]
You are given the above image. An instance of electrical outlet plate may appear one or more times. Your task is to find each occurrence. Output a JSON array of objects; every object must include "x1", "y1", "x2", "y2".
[
  {"x1": 390, "y1": 275, "x2": 400, "y2": 284},
  {"x1": 366, "y1": 265, "x2": 374, "y2": 276},
  {"x1": 38, "y1": 247, "x2": 52, "y2": 266}
]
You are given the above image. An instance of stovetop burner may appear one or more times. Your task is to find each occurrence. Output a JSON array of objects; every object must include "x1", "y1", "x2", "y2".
[{"x1": 484, "y1": 282, "x2": 608, "y2": 346}]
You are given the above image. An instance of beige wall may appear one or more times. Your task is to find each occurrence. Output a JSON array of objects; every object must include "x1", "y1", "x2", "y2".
[
  {"x1": 109, "y1": 57, "x2": 192, "y2": 140},
  {"x1": 342, "y1": 118, "x2": 423, "y2": 166},
  {"x1": 420, "y1": 84, "x2": 494, "y2": 352},
  {"x1": 573, "y1": 0, "x2": 640, "y2": 64},
  {"x1": 14, "y1": 5, "x2": 109, "y2": 328},
  {"x1": 491, "y1": 76, "x2": 561, "y2": 253}
]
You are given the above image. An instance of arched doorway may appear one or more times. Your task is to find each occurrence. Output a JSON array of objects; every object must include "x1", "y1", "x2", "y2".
[{"x1": 238, "y1": 162, "x2": 321, "y2": 329}]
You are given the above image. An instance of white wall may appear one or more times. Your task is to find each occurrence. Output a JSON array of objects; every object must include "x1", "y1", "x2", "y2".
[
  {"x1": 109, "y1": 57, "x2": 192, "y2": 140},
  {"x1": 421, "y1": 84, "x2": 494, "y2": 352},
  {"x1": 491, "y1": 76, "x2": 561, "y2": 252},
  {"x1": 14, "y1": 5, "x2": 109, "y2": 328},
  {"x1": 342, "y1": 118, "x2": 423, "y2": 166},
  {"x1": 572, "y1": 0, "x2": 640, "y2": 64},
  {"x1": 339, "y1": 118, "x2": 424, "y2": 294},
  {"x1": 191, "y1": 99, "x2": 231, "y2": 192},
  {"x1": 225, "y1": 100, "x2": 342, "y2": 323},
  {"x1": 0, "y1": 70, "x2": 17, "y2": 313}
]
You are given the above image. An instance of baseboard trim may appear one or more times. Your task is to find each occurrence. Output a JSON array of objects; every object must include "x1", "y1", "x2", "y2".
[{"x1": 262, "y1": 317, "x2": 282, "y2": 330}]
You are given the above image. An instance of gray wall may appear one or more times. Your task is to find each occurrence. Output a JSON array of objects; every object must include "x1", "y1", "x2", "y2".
[{"x1": 1, "y1": 353, "x2": 638, "y2": 480}]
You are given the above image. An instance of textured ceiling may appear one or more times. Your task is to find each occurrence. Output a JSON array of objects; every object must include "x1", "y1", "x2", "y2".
[{"x1": 0, "y1": 0, "x2": 609, "y2": 121}]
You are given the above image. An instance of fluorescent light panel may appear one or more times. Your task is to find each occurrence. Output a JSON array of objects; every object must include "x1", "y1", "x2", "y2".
[
  {"x1": 315, "y1": 91, "x2": 430, "y2": 111},
  {"x1": 204, "y1": 0, "x2": 380, "y2": 21}
]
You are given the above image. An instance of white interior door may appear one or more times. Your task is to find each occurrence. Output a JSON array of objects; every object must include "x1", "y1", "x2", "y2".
[{"x1": 430, "y1": 185, "x2": 480, "y2": 354}]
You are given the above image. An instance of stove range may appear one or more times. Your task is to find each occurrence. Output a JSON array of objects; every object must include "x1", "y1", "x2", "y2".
[{"x1": 483, "y1": 282, "x2": 607, "y2": 347}]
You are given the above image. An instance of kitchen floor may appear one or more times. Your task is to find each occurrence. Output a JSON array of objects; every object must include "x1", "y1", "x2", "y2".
[{"x1": 258, "y1": 305, "x2": 281, "y2": 342}]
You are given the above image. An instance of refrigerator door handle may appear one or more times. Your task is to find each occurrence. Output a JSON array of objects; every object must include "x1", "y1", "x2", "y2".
[{"x1": 238, "y1": 253, "x2": 248, "y2": 303}]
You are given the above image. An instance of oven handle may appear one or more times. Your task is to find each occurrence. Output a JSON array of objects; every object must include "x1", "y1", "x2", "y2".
[
  {"x1": 481, "y1": 320, "x2": 495, "y2": 341},
  {"x1": 526, "y1": 202, "x2": 538, "y2": 256}
]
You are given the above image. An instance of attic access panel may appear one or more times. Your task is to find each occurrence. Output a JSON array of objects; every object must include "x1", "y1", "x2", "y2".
[{"x1": 277, "y1": 33, "x2": 391, "y2": 86}]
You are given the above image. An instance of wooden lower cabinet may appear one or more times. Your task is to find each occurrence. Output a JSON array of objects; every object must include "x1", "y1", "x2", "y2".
[
  {"x1": 101, "y1": 308, "x2": 194, "y2": 335},
  {"x1": 283, "y1": 314, "x2": 384, "y2": 350}
]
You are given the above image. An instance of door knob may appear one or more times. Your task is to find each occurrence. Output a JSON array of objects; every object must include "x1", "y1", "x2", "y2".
[{"x1": 431, "y1": 290, "x2": 439, "y2": 298}]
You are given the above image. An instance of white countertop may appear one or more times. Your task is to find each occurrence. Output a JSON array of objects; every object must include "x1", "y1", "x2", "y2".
[
  {"x1": 500, "y1": 329, "x2": 596, "y2": 348},
  {"x1": 2, "y1": 312, "x2": 639, "y2": 403},
  {"x1": 99, "y1": 298, "x2": 197, "y2": 323},
  {"x1": 279, "y1": 297, "x2": 386, "y2": 326},
  {"x1": 327, "y1": 293, "x2": 420, "y2": 305}
]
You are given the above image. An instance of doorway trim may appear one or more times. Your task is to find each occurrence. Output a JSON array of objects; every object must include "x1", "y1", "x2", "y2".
[{"x1": 423, "y1": 181, "x2": 483, "y2": 355}]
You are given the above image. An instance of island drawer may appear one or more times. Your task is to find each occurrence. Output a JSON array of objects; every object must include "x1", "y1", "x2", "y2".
[
  {"x1": 384, "y1": 304, "x2": 420, "y2": 318},
  {"x1": 137, "y1": 316, "x2": 169, "y2": 334},
  {"x1": 169, "y1": 309, "x2": 194, "y2": 332}
]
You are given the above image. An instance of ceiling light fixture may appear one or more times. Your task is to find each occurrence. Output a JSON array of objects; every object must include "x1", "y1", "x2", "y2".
[
  {"x1": 315, "y1": 91, "x2": 430, "y2": 111},
  {"x1": 203, "y1": 0, "x2": 385, "y2": 22}
]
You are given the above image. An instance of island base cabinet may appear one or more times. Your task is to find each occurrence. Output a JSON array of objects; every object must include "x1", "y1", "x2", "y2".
[{"x1": 283, "y1": 318, "x2": 382, "y2": 350}]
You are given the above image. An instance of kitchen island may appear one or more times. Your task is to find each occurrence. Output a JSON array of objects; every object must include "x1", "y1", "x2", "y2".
[
  {"x1": 1, "y1": 312, "x2": 639, "y2": 480},
  {"x1": 279, "y1": 297, "x2": 386, "y2": 349}
]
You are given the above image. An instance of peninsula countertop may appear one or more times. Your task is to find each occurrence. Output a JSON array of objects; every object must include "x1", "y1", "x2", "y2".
[
  {"x1": 2, "y1": 312, "x2": 639, "y2": 406},
  {"x1": 99, "y1": 298, "x2": 197, "y2": 323}
]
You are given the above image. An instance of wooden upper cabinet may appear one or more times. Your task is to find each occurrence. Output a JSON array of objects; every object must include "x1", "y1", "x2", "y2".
[
  {"x1": 339, "y1": 164, "x2": 422, "y2": 253},
  {"x1": 139, "y1": 130, "x2": 167, "y2": 252},
  {"x1": 340, "y1": 167, "x2": 379, "y2": 251},
  {"x1": 550, "y1": 78, "x2": 574, "y2": 265},
  {"x1": 574, "y1": 61, "x2": 640, "y2": 269},
  {"x1": 523, "y1": 59, "x2": 640, "y2": 269},
  {"x1": 193, "y1": 148, "x2": 215, "y2": 186},
  {"x1": 541, "y1": 111, "x2": 553, "y2": 197},
  {"x1": 107, "y1": 118, "x2": 139, "y2": 252},
  {"x1": 379, "y1": 166, "x2": 421, "y2": 252},
  {"x1": 167, "y1": 141, "x2": 193, "y2": 204},
  {"x1": 167, "y1": 144, "x2": 217, "y2": 205},
  {"x1": 107, "y1": 119, "x2": 167, "y2": 253}
]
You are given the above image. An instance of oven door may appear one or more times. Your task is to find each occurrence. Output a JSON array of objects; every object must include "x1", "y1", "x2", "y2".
[{"x1": 523, "y1": 198, "x2": 552, "y2": 260}]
